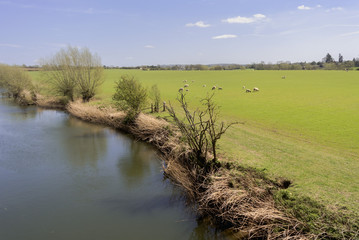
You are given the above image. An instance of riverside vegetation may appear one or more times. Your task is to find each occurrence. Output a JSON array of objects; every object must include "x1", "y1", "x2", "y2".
[{"x1": 1, "y1": 47, "x2": 359, "y2": 239}]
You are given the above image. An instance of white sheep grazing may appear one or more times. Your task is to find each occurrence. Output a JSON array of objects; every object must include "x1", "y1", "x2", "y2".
[
  {"x1": 203, "y1": 84, "x2": 206, "y2": 87},
  {"x1": 218, "y1": 87, "x2": 223, "y2": 90},
  {"x1": 282, "y1": 76, "x2": 286, "y2": 79},
  {"x1": 253, "y1": 87, "x2": 259, "y2": 92},
  {"x1": 183, "y1": 80, "x2": 187, "y2": 83},
  {"x1": 192, "y1": 80, "x2": 195, "y2": 83},
  {"x1": 178, "y1": 88, "x2": 184, "y2": 92},
  {"x1": 184, "y1": 84, "x2": 189, "y2": 88},
  {"x1": 246, "y1": 89, "x2": 252, "y2": 93},
  {"x1": 242, "y1": 86, "x2": 246, "y2": 89},
  {"x1": 212, "y1": 86, "x2": 216, "y2": 90}
]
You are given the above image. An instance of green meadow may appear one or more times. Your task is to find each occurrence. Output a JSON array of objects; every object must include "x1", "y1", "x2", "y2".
[{"x1": 32, "y1": 69, "x2": 359, "y2": 211}]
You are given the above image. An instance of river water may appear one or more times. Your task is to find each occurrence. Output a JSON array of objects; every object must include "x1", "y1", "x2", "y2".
[{"x1": 0, "y1": 96, "x2": 231, "y2": 240}]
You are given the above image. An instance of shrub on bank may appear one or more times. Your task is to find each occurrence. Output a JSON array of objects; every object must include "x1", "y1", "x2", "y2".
[
  {"x1": 0, "y1": 64, "x2": 34, "y2": 102},
  {"x1": 113, "y1": 74, "x2": 148, "y2": 123}
]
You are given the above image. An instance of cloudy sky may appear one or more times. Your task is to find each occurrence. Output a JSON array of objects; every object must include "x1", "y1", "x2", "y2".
[{"x1": 1, "y1": 0, "x2": 359, "y2": 66}]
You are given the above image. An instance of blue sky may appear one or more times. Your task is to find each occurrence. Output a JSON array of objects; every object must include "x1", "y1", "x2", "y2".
[{"x1": 1, "y1": 0, "x2": 359, "y2": 66}]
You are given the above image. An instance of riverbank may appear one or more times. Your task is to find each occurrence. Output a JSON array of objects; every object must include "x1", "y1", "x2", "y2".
[
  {"x1": 66, "y1": 100, "x2": 310, "y2": 239},
  {"x1": 6, "y1": 91, "x2": 359, "y2": 239}
]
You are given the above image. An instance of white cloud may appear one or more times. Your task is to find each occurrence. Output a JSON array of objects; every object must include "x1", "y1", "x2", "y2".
[
  {"x1": 340, "y1": 31, "x2": 359, "y2": 37},
  {"x1": 298, "y1": 5, "x2": 312, "y2": 10},
  {"x1": 144, "y1": 45, "x2": 155, "y2": 48},
  {"x1": 253, "y1": 14, "x2": 266, "y2": 19},
  {"x1": 222, "y1": 14, "x2": 266, "y2": 24},
  {"x1": 326, "y1": 7, "x2": 344, "y2": 12},
  {"x1": 0, "y1": 43, "x2": 22, "y2": 48},
  {"x1": 186, "y1": 21, "x2": 211, "y2": 28},
  {"x1": 212, "y1": 34, "x2": 237, "y2": 39}
]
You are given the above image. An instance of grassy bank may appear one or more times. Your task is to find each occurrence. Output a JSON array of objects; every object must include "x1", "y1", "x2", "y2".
[{"x1": 31, "y1": 69, "x2": 359, "y2": 213}]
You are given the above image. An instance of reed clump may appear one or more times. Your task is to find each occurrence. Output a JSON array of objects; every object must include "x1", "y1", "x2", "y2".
[{"x1": 67, "y1": 101, "x2": 126, "y2": 129}]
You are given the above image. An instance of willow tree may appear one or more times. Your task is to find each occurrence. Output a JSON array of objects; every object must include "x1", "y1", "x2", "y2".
[
  {"x1": 0, "y1": 64, "x2": 33, "y2": 98},
  {"x1": 42, "y1": 46, "x2": 104, "y2": 102}
]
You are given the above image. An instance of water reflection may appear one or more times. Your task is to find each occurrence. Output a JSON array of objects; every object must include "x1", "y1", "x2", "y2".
[
  {"x1": 100, "y1": 193, "x2": 178, "y2": 214},
  {"x1": 117, "y1": 140, "x2": 156, "y2": 187},
  {"x1": 0, "y1": 97, "x2": 38, "y2": 120},
  {"x1": 61, "y1": 116, "x2": 108, "y2": 168},
  {"x1": 190, "y1": 218, "x2": 234, "y2": 240}
]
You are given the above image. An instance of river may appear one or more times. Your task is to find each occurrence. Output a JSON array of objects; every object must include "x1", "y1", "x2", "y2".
[{"x1": 0, "y1": 96, "x2": 231, "y2": 240}]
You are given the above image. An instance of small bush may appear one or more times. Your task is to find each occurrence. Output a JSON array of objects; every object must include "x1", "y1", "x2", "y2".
[{"x1": 112, "y1": 75, "x2": 147, "y2": 123}]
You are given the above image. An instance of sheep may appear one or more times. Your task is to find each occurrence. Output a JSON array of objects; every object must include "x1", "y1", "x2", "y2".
[
  {"x1": 184, "y1": 84, "x2": 189, "y2": 88},
  {"x1": 178, "y1": 88, "x2": 184, "y2": 92},
  {"x1": 183, "y1": 80, "x2": 187, "y2": 83},
  {"x1": 212, "y1": 86, "x2": 216, "y2": 90},
  {"x1": 203, "y1": 84, "x2": 206, "y2": 87},
  {"x1": 186, "y1": 89, "x2": 189, "y2": 91},
  {"x1": 218, "y1": 87, "x2": 223, "y2": 90},
  {"x1": 242, "y1": 86, "x2": 246, "y2": 89},
  {"x1": 253, "y1": 87, "x2": 259, "y2": 92},
  {"x1": 246, "y1": 89, "x2": 252, "y2": 93},
  {"x1": 191, "y1": 80, "x2": 195, "y2": 83},
  {"x1": 282, "y1": 76, "x2": 286, "y2": 79}
]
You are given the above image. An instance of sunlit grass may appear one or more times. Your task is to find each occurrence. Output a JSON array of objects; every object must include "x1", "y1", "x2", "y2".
[{"x1": 31, "y1": 69, "x2": 359, "y2": 211}]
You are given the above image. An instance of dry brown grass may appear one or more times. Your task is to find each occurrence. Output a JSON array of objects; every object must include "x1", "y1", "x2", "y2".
[
  {"x1": 36, "y1": 94, "x2": 66, "y2": 109},
  {"x1": 17, "y1": 90, "x2": 36, "y2": 105},
  {"x1": 67, "y1": 101, "x2": 126, "y2": 129},
  {"x1": 131, "y1": 113, "x2": 193, "y2": 158},
  {"x1": 198, "y1": 171, "x2": 311, "y2": 239},
  {"x1": 131, "y1": 113, "x2": 169, "y2": 143}
]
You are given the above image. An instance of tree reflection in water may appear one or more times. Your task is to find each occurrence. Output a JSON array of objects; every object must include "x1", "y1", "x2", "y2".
[
  {"x1": 117, "y1": 140, "x2": 157, "y2": 187},
  {"x1": 61, "y1": 116, "x2": 108, "y2": 167}
]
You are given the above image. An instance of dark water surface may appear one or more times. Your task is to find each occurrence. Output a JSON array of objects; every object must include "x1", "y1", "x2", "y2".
[{"x1": 0, "y1": 97, "x2": 230, "y2": 240}]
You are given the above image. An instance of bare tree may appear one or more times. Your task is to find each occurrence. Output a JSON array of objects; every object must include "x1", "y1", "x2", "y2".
[
  {"x1": 201, "y1": 94, "x2": 237, "y2": 161},
  {"x1": 167, "y1": 93, "x2": 237, "y2": 169},
  {"x1": 42, "y1": 46, "x2": 104, "y2": 102}
]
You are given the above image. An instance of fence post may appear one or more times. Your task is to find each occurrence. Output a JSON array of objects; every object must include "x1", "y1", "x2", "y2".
[
  {"x1": 151, "y1": 103, "x2": 153, "y2": 113},
  {"x1": 162, "y1": 101, "x2": 166, "y2": 112}
]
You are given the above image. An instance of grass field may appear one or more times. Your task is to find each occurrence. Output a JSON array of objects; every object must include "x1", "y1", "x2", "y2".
[{"x1": 31, "y1": 69, "x2": 359, "y2": 212}]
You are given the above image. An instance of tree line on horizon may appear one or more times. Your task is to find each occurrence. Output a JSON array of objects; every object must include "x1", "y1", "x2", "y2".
[
  {"x1": 112, "y1": 53, "x2": 359, "y2": 71},
  {"x1": 7, "y1": 52, "x2": 359, "y2": 71}
]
